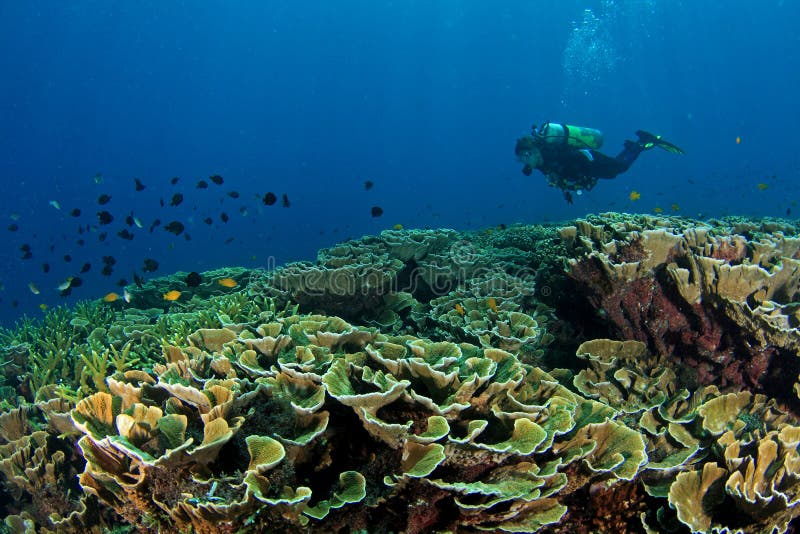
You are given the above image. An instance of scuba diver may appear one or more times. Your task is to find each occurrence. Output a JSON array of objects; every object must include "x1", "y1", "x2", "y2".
[{"x1": 515, "y1": 122, "x2": 684, "y2": 203}]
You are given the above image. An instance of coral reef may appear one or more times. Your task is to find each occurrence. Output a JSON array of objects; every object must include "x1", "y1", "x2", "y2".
[
  {"x1": 62, "y1": 314, "x2": 647, "y2": 532},
  {"x1": 561, "y1": 213, "x2": 800, "y2": 402},
  {"x1": 3, "y1": 218, "x2": 800, "y2": 532}
]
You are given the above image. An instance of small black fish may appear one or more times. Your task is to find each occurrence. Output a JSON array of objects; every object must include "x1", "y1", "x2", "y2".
[
  {"x1": 788, "y1": 207, "x2": 792, "y2": 216},
  {"x1": 42, "y1": 263, "x2": 50, "y2": 273},
  {"x1": 116, "y1": 278, "x2": 128, "y2": 287},
  {"x1": 97, "y1": 211, "x2": 113, "y2": 225},
  {"x1": 98, "y1": 194, "x2": 112, "y2": 205},
  {"x1": 364, "y1": 180, "x2": 374, "y2": 190},
  {"x1": 80, "y1": 262, "x2": 91, "y2": 273},
  {"x1": 185, "y1": 271, "x2": 202, "y2": 287},
  {"x1": 117, "y1": 229, "x2": 134, "y2": 241},
  {"x1": 159, "y1": 198, "x2": 165, "y2": 207},
  {"x1": 76, "y1": 239, "x2": 85, "y2": 246},
  {"x1": 142, "y1": 258, "x2": 159, "y2": 272},
  {"x1": 262, "y1": 192, "x2": 277, "y2": 205},
  {"x1": 210, "y1": 174, "x2": 224, "y2": 185},
  {"x1": 170, "y1": 193, "x2": 183, "y2": 207},
  {"x1": 371, "y1": 206, "x2": 384, "y2": 218},
  {"x1": 69, "y1": 277, "x2": 83, "y2": 288},
  {"x1": 78, "y1": 226, "x2": 84, "y2": 235},
  {"x1": 133, "y1": 272, "x2": 145, "y2": 288},
  {"x1": 184, "y1": 233, "x2": 191, "y2": 241},
  {"x1": 203, "y1": 217, "x2": 213, "y2": 225},
  {"x1": 70, "y1": 208, "x2": 81, "y2": 217},
  {"x1": 239, "y1": 206, "x2": 248, "y2": 215},
  {"x1": 281, "y1": 194, "x2": 290, "y2": 207},
  {"x1": 63, "y1": 254, "x2": 72, "y2": 263},
  {"x1": 7, "y1": 223, "x2": 18, "y2": 232},
  {"x1": 164, "y1": 221, "x2": 185, "y2": 235},
  {"x1": 134, "y1": 178, "x2": 146, "y2": 191},
  {"x1": 126, "y1": 215, "x2": 134, "y2": 226},
  {"x1": 227, "y1": 191, "x2": 240, "y2": 199},
  {"x1": 98, "y1": 232, "x2": 108, "y2": 242},
  {"x1": 224, "y1": 237, "x2": 235, "y2": 244},
  {"x1": 170, "y1": 176, "x2": 180, "y2": 185},
  {"x1": 498, "y1": 223, "x2": 507, "y2": 230},
  {"x1": 11, "y1": 300, "x2": 18, "y2": 308},
  {"x1": 101, "y1": 265, "x2": 113, "y2": 276},
  {"x1": 221, "y1": 212, "x2": 229, "y2": 223},
  {"x1": 196, "y1": 180, "x2": 208, "y2": 189},
  {"x1": 59, "y1": 286, "x2": 72, "y2": 297},
  {"x1": 149, "y1": 219, "x2": 161, "y2": 233},
  {"x1": 102, "y1": 255, "x2": 116, "y2": 266}
]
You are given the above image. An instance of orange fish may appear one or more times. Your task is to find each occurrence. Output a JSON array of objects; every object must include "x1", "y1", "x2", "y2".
[
  {"x1": 217, "y1": 278, "x2": 238, "y2": 288},
  {"x1": 736, "y1": 136, "x2": 741, "y2": 144},
  {"x1": 757, "y1": 183, "x2": 769, "y2": 191},
  {"x1": 487, "y1": 297, "x2": 498, "y2": 313},
  {"x1": 163, "y1": 290, "x2": 182, "y2": 301},
  {"x1": 454, "y1": 303, "x2": 465, "y2": 316},
  {"x1": 629, "y1": 191, "x2": 641, "y2": 201},
  {"x1": 103, "y1": 292, "x2": 120, "y2": 303}
]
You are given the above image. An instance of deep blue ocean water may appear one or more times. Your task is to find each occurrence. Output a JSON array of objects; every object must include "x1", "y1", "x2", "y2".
[{"x1": 0, "y1": 1, "x2": 798, "y2": 326}]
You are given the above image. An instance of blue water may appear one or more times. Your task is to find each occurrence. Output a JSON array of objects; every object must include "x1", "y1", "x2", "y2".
[{"x1": 1, "y1": 1, "x2": 798, "y2": 326}]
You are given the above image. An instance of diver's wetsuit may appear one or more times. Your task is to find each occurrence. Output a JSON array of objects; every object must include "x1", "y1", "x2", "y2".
[
  {"x1": 536, "y1": 141, "x2": 643, "y2": 202},
  {"x1": 516, "y1": 128, "x2": 682, "y2": 203}
]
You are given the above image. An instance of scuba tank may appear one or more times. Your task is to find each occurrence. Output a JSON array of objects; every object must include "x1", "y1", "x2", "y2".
[{"x1": 536, "y1": 122, "x2": 604, "y2": 150}]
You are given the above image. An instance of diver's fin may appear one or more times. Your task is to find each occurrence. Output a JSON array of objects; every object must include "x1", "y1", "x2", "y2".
[{"x1": 636, "y1": 130, "x2": 684, "y2": 154}]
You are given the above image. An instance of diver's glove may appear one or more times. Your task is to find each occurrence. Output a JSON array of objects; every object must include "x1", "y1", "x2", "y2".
[{"x1": 636, "y1": 130, "x2": 684, "y2": 154}]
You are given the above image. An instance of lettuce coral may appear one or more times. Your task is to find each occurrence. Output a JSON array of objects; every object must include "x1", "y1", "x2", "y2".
[{"x1": 4, "y1": 218, "x2": 800, "y2": 532}]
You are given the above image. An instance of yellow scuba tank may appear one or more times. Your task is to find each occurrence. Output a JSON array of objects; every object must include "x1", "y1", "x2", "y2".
[{"x1": 537, "y1": 123, "x2": 604, "y2": 150}]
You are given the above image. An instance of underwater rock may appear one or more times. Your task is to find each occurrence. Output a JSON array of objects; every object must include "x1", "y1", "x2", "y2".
[{"x1": 562, "y1": 214, "x2": 800, "y2": 402}]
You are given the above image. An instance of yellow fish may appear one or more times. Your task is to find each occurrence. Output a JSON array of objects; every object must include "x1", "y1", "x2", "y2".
[
  {"x1": 487, "y1": 297, "x2": 498, "y2": 313},
  {"x1": 217, "y1": 278, "x2": 238, "y2": 288},
  {"x1": 393, "y1": 224, "x2": 404, "y2": 230},
  {"x1": 39, "y1": 303, "x2": 48, "y2": 310},
  {"x1": 757, "y1": 183, "x2": 769, "y2": 191},
  {"x1": 653, "y1": 207, "x2": 663, "y2": 214},
  {"x1": 629, "y1": 191, "x2": 641, "y2": 201},
  {"x1": 454, "y1": 303, "x2": 465, "y2": 316},
  {"x1": 162, "y1": 290, "x2": 182, "y2": 301},
  {"x1": 671, "y1": 203, "x2": 680, "y2": 212},
  {"x1": 103, "y1": 292, "x2": 120, "y2": 303}
]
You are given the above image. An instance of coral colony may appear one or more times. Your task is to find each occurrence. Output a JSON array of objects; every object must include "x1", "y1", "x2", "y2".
[{"x1": 3, "y1": 214, "x2": 800, "y2": 532}]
